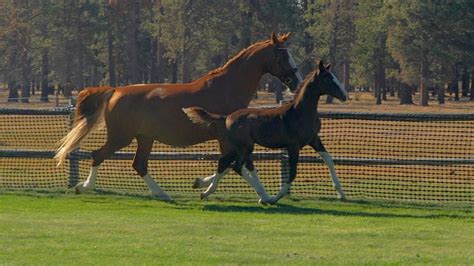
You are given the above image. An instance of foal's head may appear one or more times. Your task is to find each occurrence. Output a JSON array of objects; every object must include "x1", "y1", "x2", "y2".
[
  {"x1": 261, "y1": 32, "x2": 303, "y2": 91},
  {"x1": 310, "y1": 60, "x2": 348, "y2": 102}
]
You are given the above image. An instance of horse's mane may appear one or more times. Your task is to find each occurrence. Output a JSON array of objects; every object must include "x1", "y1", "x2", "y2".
[
  {"x1": 293, "y1": 70, "x2": 318, "y2": 107},
  {"x1": 206, "y1": 40, "x2": 272, "y2": 76}
]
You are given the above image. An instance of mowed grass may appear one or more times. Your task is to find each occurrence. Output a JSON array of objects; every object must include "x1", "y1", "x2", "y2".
[{"x1": 0, "y1": 192, "x2": 472, "y2": 265}]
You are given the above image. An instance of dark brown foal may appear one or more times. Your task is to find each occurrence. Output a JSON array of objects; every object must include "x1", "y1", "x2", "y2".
[{"x1": 183, "y1": 60, "x2": 347, "y2": 204}]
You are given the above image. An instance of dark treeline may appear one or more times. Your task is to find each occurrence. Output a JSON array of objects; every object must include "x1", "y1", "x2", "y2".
[{"x1": 1, "y1": 0, "x2": 473, "y2": 105}]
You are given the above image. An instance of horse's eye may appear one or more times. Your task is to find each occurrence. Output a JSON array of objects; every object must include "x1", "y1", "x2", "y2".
[{"x1": 284, "y1": 78, "x2": 292, "y2": 84}]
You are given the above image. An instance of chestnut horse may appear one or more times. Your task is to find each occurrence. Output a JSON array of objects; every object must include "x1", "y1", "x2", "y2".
[
  {"x1": 183, "y1": 61, "x2": 347, "y2": 204},
  {"x1": 55, "y1": 32, "x2": 302, "y2": 201}
]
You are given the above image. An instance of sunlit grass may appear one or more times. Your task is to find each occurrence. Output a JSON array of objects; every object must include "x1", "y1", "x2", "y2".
[{"x1": 0, "y1": 192, "x2": 472, "y2": 265}]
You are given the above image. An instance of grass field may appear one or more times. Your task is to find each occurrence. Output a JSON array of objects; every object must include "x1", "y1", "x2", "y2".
[{"x1": 0, "y1": 191, "x2": 472, "y2": 265}]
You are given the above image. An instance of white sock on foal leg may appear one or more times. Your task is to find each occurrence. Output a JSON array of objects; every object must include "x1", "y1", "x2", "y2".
[
  {"x1": 270, "y1": 182, "x2": 291, "y2": 204},
  {"x1": 319, "y1": 151, "x2": 346, "y2": 199},
  {"x1": 193, "y1": 169, "x2": 229, "y2": 189},
  {"x1": 142, "y1": 173, "x2": 172, "y2": 201},
  {"x1": 201, "y1": 169, "x2": 230, "y2": 199},
  {"x1": 75, "y1": 166, "x2": 98, "y2": 194},
  {"x1": 244, "y1": 167, "x2": 271, "y2": 203}
]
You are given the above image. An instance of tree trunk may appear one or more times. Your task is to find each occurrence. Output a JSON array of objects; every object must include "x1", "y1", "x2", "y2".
[
  {"x1": 375, "y1": 86, "x2": 382, "y2": 105},
  {"x1": 461, "y1": 66, "x2": 469, "y2": 97},
  {"x1": 438, "y1": 82, "x2": 446, "y2": 104},
  {"x1": 40, "y1": 50, "x2": 49, "y2": 102},
  {"x1": 171, "y1": 59, "x2": 178, "y2": 83},
  {"x1": 126, "y1": 1, "x2": 140, "y2": 84},
  {"x1": 150, "y1": 37, "x2": 159, "y2": 83},
  {"x1": 7, "y1": 41, "x2": 19, "y2": 102},
  {"x1": 301, "y1": 0, "x2": 314, "y2": 75},
  {"x1": 470, "y1": 68, "x2": 474, "y2": 101},
  {"x1": 343, "y1": 60, "x2": 350, "y2": 93},
  {"x1": 451, "y1": 69, "x2": 459, "y2": 101},
  {"x1": 374, "y1": 58, "x2": 385, "y2": 105},
  {"x1": 419, "y1": 61, "x2": 429, "y2": 106},
  {"x1": 399, "y1": 83, "x2": 413, "y2": 104},
  {"x1": 21, "y1": 83, "x2": 30, "y2": 103}
]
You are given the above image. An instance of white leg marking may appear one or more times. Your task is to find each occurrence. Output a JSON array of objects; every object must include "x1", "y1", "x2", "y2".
[
  {"x1": 194, "y1": 172, "x2": 224, "y2": 189},
  {"x1": 244, "y1": 167, "x2": 271, "y2": 203},
  {"x1": 201, "y1": 169, "x2": 230, "y2": 199},
  {"x1": 319, "y1": 151, "x2": 346, "y2": 199},
  {"x1": 142, "y1": 173, "x2": 172, "y2": 201},
  {"x1": 75, "y1": 166, "x2": 98, "y2": 194},
  {"x1": 268, "y1": 182, "x2": 291, "y2": 205}
]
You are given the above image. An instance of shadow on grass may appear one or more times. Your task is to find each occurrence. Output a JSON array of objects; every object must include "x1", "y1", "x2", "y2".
[{"x1": 203, "y1": 202, "x2": 471, "y2": 219}]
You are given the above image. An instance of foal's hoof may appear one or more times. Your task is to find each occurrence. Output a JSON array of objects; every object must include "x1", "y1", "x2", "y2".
[
  {"x1": 153, "y1": 193, "x2": 173, "y2": 203},
  {"x1": 200, "y1": 192, "x2": 208, "y2": 200},
  {"x1": 258, "y1": 199, "x2": 269, "y2": 206},
  {"x1": 192, "y1": 178, "x2": 201, "y2": 189},
  {"x1": 74, "y1": 182, "x2": 89, "y2": 194}
]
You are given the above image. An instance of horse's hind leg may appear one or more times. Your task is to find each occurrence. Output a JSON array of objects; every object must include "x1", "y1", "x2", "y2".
[
  {"x1": 309, "y1": 136, "x2": 345, "y2": 199},
  {"x1": 75, "y1": 137, "x2": 132, "y2": 194},
  {"x1": 193, "y1": 138, "x2": 234, "y2": 189},
  {"x1": 133, "y1": 136, "x2": 172, "y2": 202},
  {"x1": 200, "y1": 150, "x2": 235, "y2": 199},
  {"x1": 267, "y1": 145, "x2": 300, "y2": 204}
]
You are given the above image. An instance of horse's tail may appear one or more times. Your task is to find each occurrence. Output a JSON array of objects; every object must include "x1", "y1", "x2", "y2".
[
  {"x1": 182, "y1": 107, "x2": 226, "y2": 126},
  {"x1": 55, "y1": 87, "x2": 115, "y2": 166}
]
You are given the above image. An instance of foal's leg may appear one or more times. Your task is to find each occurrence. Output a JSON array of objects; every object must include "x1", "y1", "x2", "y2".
[
  {"x1": 133, "y1": 136, "x2": 172, "y2": 201},
  {"x1": 309, "y1": 136, "x2": 345, "y2": 199},
  {"x1": 75, "y1": 138, "x2": 131, "y2": 194},
  {"x1": 193, "y1": 138, "x2": 234, "y2": 189},
  {"x1": 243, "y1": 160, "x2": 272, "y2": 204},
  {"x1": 267, "y1": 146, "x2": 300, "y2": 204},
  {"x1": 200, "y1": 150, "x2": 236, "y2": 199}
]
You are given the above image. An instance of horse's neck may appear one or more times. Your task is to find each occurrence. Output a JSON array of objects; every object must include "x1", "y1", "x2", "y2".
[
  {"x1": 207, "y1": 50, "x2": 265, "y2": 109},
  {"x1": 293, "y1": 86, "x2": 321, "y2": 116}
]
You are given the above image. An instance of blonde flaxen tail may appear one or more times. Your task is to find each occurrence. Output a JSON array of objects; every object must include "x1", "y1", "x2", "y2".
[{"x1": 55, "y1": 87, "x2": 114, "y2": 166}]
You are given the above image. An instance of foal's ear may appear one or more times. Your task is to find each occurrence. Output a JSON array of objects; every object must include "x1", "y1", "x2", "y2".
[
  {"x1": 318, "y1": 60, "x2": 326, "y2": 72},
  {"x1": 271, "y1": 32, "x2": 279, "y2": 44}
]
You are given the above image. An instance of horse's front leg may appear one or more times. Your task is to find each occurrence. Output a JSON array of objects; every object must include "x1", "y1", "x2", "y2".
[
  {"x1": 265, "y1": 146, "x2": 300, "y2": 205},
  {"x1": 309, "y1": 136, "x2": 345, "y2": 200}
]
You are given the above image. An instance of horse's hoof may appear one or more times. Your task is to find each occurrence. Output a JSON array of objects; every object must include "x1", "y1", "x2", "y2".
[
  {"x1": 258, "y1": 199, "x2": 269, "y2": 206},
  {"x1": 200, "y1": 193, "x2": 208, "y2": 200},
  {"x1": 74, "y1": 182, "x2": 85, "y2": 194},
  {"x1": 154, "y1": 194, "x2": 173, "y2": 202},
  {"x1": 192, "y1": 178, "x2": 201, "y2": 189}
]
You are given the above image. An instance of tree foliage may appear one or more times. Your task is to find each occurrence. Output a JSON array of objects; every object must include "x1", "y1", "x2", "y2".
[{"x1": 0, "y1": 0, "x2": 473, "y2": 104}]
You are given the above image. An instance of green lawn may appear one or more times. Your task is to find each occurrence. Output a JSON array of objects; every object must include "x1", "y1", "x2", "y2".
[{"x1": 0, "y1": 192, "x2": 472, "y2": 265}]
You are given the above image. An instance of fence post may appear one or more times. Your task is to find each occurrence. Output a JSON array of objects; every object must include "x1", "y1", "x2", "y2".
[
  {"x1": 67, "y1": 109, "x2": 80, "y2": 188},
  {"x1": 279, "y1": 149, "x2": 290, "y2": 194}
]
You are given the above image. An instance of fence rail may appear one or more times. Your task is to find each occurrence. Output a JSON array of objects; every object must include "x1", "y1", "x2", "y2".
[{"x1": 0, "y1": 108, "x2": 473, "y2": 203}]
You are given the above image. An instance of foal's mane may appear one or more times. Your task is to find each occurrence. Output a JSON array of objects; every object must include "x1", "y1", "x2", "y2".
[
  {"x1": 205, "y1": 40, "x2": 272, "y2": 77},
  {"x1": 293, "y1": 70, "x2": 318, "y2": 107}
]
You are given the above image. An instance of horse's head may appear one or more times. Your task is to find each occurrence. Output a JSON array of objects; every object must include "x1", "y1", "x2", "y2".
[
  {"x1": 263, "y1": 32, "x2": 303, "y2": 92},
  {"x1": 312, "y1": 60, "x2": 347, "y2": 102}
]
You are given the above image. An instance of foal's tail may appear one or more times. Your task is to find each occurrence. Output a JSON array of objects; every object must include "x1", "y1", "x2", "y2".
[
  {"x1": 55, "y1": 87, "x2": 115, "y2": 166},
  {"x1": 182, "y1": 107, "x2": 226, "y2": 126}
]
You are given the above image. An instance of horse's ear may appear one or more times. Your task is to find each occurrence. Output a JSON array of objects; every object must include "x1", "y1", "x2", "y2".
[
  {"x1": 280, "y1": 32, "x2": 292, "y2": 42},
  {"x1": 318, "y1": 60, "x2": 326, "y2": 72},
  {"x1": 326, "y1": 64, "x2": 331, "y2": 70},
  {"x1": 271, "y1": 32, "x2": 279, "y2": 44}
]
